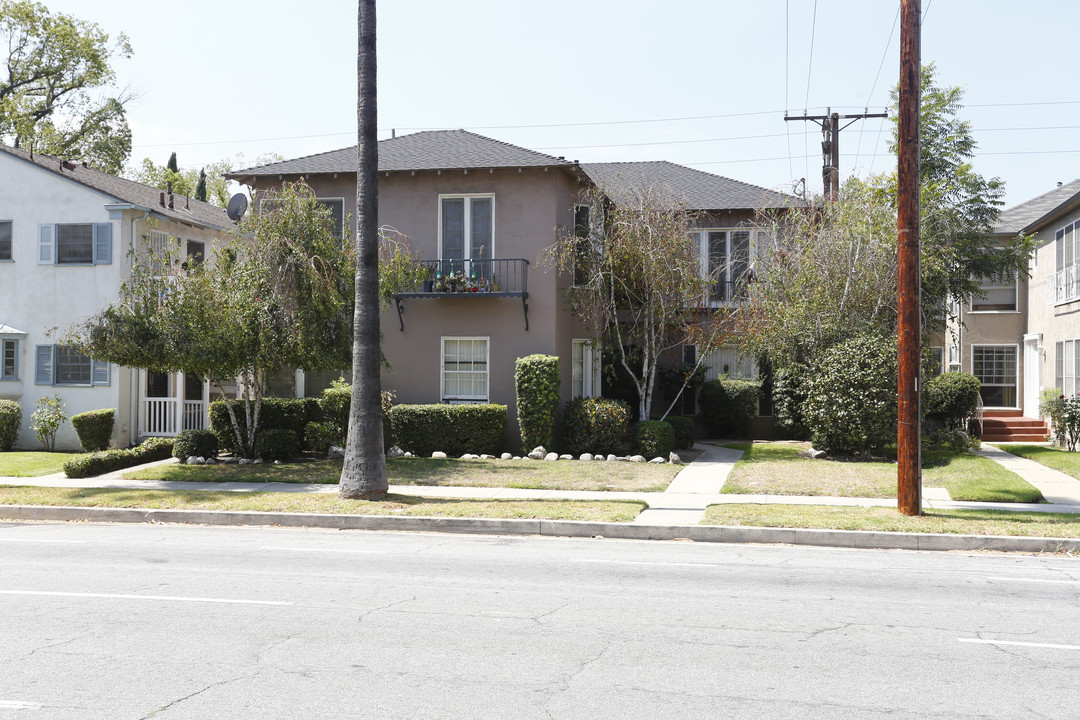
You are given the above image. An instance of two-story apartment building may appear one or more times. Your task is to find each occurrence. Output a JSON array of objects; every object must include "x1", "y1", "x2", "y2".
[
  {"x1": 0, "y1": 144, "x2": 232, "y2": 451},
  {"x1": 230, "y1": 130, "x2": 791, "y2": 446}
]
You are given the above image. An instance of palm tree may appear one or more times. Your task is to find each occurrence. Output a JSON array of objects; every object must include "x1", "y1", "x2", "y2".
[{"x1": 340, "y1": 0, "x2": 387, "y2": 499}]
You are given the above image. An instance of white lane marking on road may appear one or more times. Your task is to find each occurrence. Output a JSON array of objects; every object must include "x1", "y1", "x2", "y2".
[
  {"x1": 570, "y1": 559, "x2": 717, "y2": 568},
  {"x1": 0, "y1": 700, "x2": 42, "y2": 709},
  {"x1": 0, "y1": 538, "x2": 86, "y2": 544},
  {"x1": 260, "y1": 546, "x2": 386, "y2": 554},
  {"x1": 0, "y1": 590, "x2": 292, "y2": 606},
  {"x1": 987, "y1": 576, "x2": 1080, "y2": 586},
  {"x1": 959, "y1": 638, "x2": 1080, "y2": 651}
]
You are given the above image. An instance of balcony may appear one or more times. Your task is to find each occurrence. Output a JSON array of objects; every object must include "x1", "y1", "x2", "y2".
[
  {"x1": 1048, "y1": 267, "x2": 1080, "y2": 305},
  {"x1": 393, "y1": 258, "x2": 530, "y2": 330},
  {"x1": 709, "y1": 278, "x2": 749, "y2": 304}
]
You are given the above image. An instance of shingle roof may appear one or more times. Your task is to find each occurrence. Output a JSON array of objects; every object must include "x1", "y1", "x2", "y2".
[
  {"x1": 0, "y1": 144, "x2": 233, "y2": 230},
  {"x1": 995, "y1": 179, "x2": 1080, "y2": 235},
  {"x1": 581, "y1": 161, "x2": 795, "y2": 211},
  {"x1": 231, "y1": 129, "x2": 575, "y2": 178}
]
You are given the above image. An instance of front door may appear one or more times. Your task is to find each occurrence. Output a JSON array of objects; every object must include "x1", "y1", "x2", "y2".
[{"x1": 1023, "y1": 336, "x2": 1040, "y2": 418}]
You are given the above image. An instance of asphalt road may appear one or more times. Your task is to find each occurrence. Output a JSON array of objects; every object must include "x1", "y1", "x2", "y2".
[{"x1": 1, "y1": 521, "x2": 1078, "y2": 719}]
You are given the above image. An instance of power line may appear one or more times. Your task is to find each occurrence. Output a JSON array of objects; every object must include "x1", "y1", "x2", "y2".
[{"x1": 855, "y1": 5, "x2": 901, "y2": 171}]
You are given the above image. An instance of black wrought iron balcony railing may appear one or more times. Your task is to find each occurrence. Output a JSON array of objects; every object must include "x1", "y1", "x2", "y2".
[
  {"x1": 392, "y1": 258, "x2": 531, "y2": 331},
  {"x1": 709, "y1": 279, "x2": 748, "y2": 303}
]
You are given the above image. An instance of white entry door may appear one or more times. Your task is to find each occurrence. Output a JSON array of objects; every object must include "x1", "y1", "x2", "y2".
[{"x1": 1023, "y1": 335, "x2": 1041, "y2": 418}]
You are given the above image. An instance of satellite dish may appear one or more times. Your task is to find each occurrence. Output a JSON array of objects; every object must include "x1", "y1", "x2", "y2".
[{"x1": 226, "y1": 193, "x2": 249, "y2": 222}]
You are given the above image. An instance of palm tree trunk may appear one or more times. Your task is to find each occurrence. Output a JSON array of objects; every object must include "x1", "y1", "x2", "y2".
[{"x1": 340, "y1": 0, "x2": 387, "y2": 499}]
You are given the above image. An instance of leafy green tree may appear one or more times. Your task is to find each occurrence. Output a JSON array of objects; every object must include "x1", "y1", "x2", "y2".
[
  {"x1": 340, "y1": 0, "x2": 384, "y2": 499},
  {"x1": 166, "y1": 151, "x2": 178, "y2": 173},
  {"x1": 0, "y1": 0, "x2": 133, "y2": 173},
  {"x1": 129, "y1": 156, "x2": 232, "y2": 208},
  {"x1": 195, "y1": 168, "x2": 207, "y2": 202}
]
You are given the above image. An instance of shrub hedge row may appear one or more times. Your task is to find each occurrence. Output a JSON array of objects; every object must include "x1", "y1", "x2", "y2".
[
  {"x1": 64, "y1": 438, "x2": 174, "y2": 478},
  {"x1": 70, "y1": 408, "x2": 115, "y2": 452},
  {"x1": 172, "y1": 429, "x2": 219, "y2": 460},
  {"x1": 700, "y1": 378, "x2": 761, "y2": 438},
  {"x1": 209, "y1": 397, "x2": 320, "y2": 454},
  {"x1": 387, "y1": 403, "x2": 507, "y2": 456},
  {"x1": 562, "y1": 397, "x2": 631, "y2": 455}
]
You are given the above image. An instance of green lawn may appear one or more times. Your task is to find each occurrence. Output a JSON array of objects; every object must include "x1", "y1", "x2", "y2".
[
  {"x1": 993, "y1": 444, "x2": 1080, "y2": 480},
  {"x1": 701, "y1": 504, "x2": 1080, "y2": 538},
  {"x1": 0, "y1": 452, "x2": 82, "y2": 477},
  {"x1": 0, "y1": 485, "x2": 646, "y2": 522},
  {"x1": 123, "y1": 454, "x2": 695, "y2": 492},
  {"x1": 721, "y1": 442, "x2": 1043, "y2": 503}
]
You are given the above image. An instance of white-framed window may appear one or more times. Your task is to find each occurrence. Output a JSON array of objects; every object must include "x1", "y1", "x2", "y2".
[
  {"x1": 572, "y1": 204, "x2": 592, "y2": 287},
  {"x1": 572, "y1": 339, "x2": 602, "y2": 398},
  {"x1": 1055, "y1": 339, "x2": 1080, "y2": 397},
  {"x1": 37, "y1": 223, "x2": 112, "y2": 266},
  {"x1": 929, "y1": 346, "x2": 944, "y2": 375},
  {"x1": 971, "y1": 272, "x2": 1017, "y2": 312},
  {"x1": 316, "y1": 197, "x2": 345, "y2": 239},
  {"x1": 0, "y1": 220, "x2": 11, "y2": 261},
  {"x1": 1051, "y1": 220, "x2": 1080, "y2": 304},
  {"x1": 691, "y1": 228, "x2": 767, "y2": 303},
  {"x1": 439, "y1": 194, "x2": 494, "y2": 261},
  {"x1": 441, "y1": 337, "x2": 489, "y2": 402},
  {"x1": 1, "y1": 338, "x2": 17, "y2": 380},
  {"x1": 35, "y1": 345, "x2": 110, "y2": 387},
  {"x1": 701, "y1": 346, "x2": 757, "y2": 381},
  {"x1": 186, "y1": 240, "x2": 205, "y2": 264},
  {"x1": 972, "y1": 344, "x2": 1018, "y2": 408}
]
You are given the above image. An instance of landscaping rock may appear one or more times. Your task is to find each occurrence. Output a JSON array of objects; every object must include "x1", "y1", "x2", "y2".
[
  {"x1": 238, "y1": 458, "x2": 251, "y2": 465},
  {"x1": 669, "y1": 452, "x2": 682, "y2": 465},
  {"x1": 649, "y1": 457, "x2": 665, "y2": 464},
  {"x1": 432, "y1": 451, "x2": 447, "y2": 459},
  {"x1": 220, "y1": 457, "x2": 238, "y2": 464},
  {"x1": 558, "y1": 454, "x2": 573, "y2": 461},
  {"x1": 594, "y1": 454, "x2": 605, "y2": 461},
  {"x1": 328, "y1": 446, "x2": 345, "y2": 459},
  {"x1": 544, "y1": 452, "x2": 559, "y2": 461},
  {"x1": 404, "y1": 452, "x2": 413, "y2": 458},
  {"x1": 512, "y1": 456, "x2": 522, "y2": 461},
  {"x1": 204, "y1": 458, "x2": 216, "y2": 465},
  {"x1": 461, "y1": 453, "x2": 477, "y2": 460},
  {"x1": 386, "y1": 445, "x2": 405, "y2": 458},
  {"x1": 606, "y1": 454, "x2": 618, "y2": 462},
  {"x1": 809, "y1": 448, "x2": 827, "y2": 459},
  {"x1": 273, "y1": 459, "x2": 282, "y2": 465},
  {"x1": 615, "y1": 456, "x2": 629, "y2": 462},
  {"x1": 531, "y1": 446, "x2": 546, "y2": 457},
  {"x1": 192, "y1": 456, "x2": 206, "y2": 465},
  {"x1": 480, "y1": 454, "x2": 495, "y2": 460},
  {"x1": 527, "y1": 450, "x2": 545, "y2": 460},
  {"x1": 579, "y1": 453, "x2": 594, "y2": 461},
  {"x1": 500, "y1": 453, "x2": 513, "y2": 460},
  {"x1": 253, "y1": 459, "x2": 263, "y2": 465}
]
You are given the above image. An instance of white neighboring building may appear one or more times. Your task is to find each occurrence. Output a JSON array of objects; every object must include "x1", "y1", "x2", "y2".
[{"x1": 0, "y1": 144, "x2": 233, "y2": 451}]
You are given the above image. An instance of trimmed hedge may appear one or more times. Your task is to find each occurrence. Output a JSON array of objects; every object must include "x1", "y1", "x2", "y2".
[
  {"x1": 924, "y1": 372, "x2": 981, "y2": 430},
  {"x1": 63, "y1": 437, "x2": 174, "y2": 478},
  {"x1": 254, "y1": 429, "x2": 299, "y2": 461},
  {"x1": 388, "y1": 403, "x2": 507, "y2": 456},
  {"x1": 209, "y1": 397, "x2": 320, "y2": 454},
  {"x1": 772, "y1": 365, "x2": 809, "y2": 437},
  {"x1": 0, "y1": 399, "x2": 21, "y2": 451},
  {"x1": 700, "y1": 378, "x2": 761, "y2": 438},
  {"x1": 172, "y1": 429, "x2": 219, "y2": 460},
  {"x1": 803, "y1": 333, "x2": 898, "y2": 455},
  {"x1": 319, "y1": 377, "x2": 351, "y2": 439},
  {"x1": 305, "y1": 421, "x2": 339, "y2": 454},
  {"x1": 562, "y1": 397, "x2": 631, "y2": 455},
  {"x1": 635, "y1": 420, "x2": 675, "y2": 459},
  {"x1": 515, "y1": 355, "x2": 560, "y2": 452},
  {"x1": 665, "y1": 416, "x2": 695, "y2": 450},
  {"x1": 70, "y1": 409, "x2": 115, "y2": 452}
]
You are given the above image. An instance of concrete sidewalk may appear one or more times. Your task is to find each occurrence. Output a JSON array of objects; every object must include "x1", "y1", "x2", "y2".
[{"x1": 976, "y1": 443, "x2": 1080, "y2": 506}]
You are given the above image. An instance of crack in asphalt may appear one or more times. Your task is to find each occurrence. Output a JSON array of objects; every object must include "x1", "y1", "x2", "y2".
[
  {"x1": 138, "y1": 673, "x2": 252, "y2": 719},
  {"x1": 357, "y1": 595, "x2": 416, "y2": 624}
]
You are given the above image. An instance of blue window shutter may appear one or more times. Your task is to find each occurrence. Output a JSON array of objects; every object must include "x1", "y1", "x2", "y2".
[
  {"x1": 91, "y1": 358, "x2": 110, "y2": 385},
  {"x1": 93, "y1": 223, "x2": 113, "y2": 264},
  {"x1": 38, "y1": 225, "x2": 54, "y2": 265},
  {"x1": 35, "y1": 345, "x2": 53, "y2": 385}
]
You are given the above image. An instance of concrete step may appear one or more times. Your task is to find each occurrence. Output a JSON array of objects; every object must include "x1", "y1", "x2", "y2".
[
  {"x1": 981, "y1": 433, "x2": 1050, "y2": 443},
  {"x1": 982, "y1": 418, "x2": 1048, "y2": 429}
]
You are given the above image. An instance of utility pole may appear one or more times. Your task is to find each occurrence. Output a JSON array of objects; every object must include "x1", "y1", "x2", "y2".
[
  {"x1": 785, "y1": 108, "x2": 887, "y2": 200},
  {"x1": 897, "y1": 0, "x2": 922, "y2": 516}
]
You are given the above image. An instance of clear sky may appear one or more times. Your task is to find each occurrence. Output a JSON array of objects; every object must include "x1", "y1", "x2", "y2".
[{"x1": 40, "y1": 0, "x2": 1080, "y2": 209}]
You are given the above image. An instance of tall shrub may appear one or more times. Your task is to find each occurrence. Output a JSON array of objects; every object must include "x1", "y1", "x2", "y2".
[
  {"x1": 562, "y1": 397, "x2": 631, "y2": 455},
  {"x1": 923, "y1": 372, "x2": 980, "y2": 430},
  {"x1": 70, "y1": 408, "x2": 115, "y2": 452},
  {"x1": 514, "y1": 354, "x2": 559, "y2": 451},
  {"x1": 803, "y1": 333, "x2": 898, "y2": 455},
  {"x1": 772, "y1": 365, "x2": 809, "y2": 437},
  {"x1": 31, "y1": 393, "x2": 66, "y2": 451},
  {"x1": 699, "y1": 379, "x2": 761, "y2": 438},
  {"x1": 0, "y1": 400, "x2": 21, "y2": 451}
]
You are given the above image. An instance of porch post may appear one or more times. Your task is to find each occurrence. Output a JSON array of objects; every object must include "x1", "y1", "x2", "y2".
[
  {"x1": 295, "y1": 369, "x2": 306, "y2": 399},
  {"x1": 202, "y1": 374, "x2": 211, "y2": 430},
  {"x1": 176, "y1": 370, "x2": 185, "y2": 435}
]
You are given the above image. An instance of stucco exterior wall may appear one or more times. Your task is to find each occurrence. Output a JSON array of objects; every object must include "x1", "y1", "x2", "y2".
[
  {"x1": 1026, "y1": 206, "x2": 1080, "y2": 401},
  {"x1": 0, "y1": 154, "x2": 225, "y2": 450}
]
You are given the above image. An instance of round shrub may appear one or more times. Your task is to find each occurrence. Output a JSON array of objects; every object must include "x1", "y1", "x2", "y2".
[
  {"x1": 305, "y1": 421, "x2": 339, "y2": 454},
  {"x1": 0, "y1": 399, "x2": 21, "y2": 451},
  {"x1": 923, "y1": 372, "x2": 980, "y2": 430},
  {"x1": 803, "y1": 333, "x2": 898, "y2": 455},
  {"x1": 562, "y1": 396, "x2": 631, "y2": 455},
  {"x1": 515, "y1": 354, "x2": 560, "y2": 451},
  {"x1": 172, "y1": 428, "x2": 219, "y2": 460},
  {"x1": 699, "y1": 378, "x2": 761, "y2": 438},
  {"x1": 254, "y1": 429, "x2": 299, "y2": 461},
  {"x1": 772, "y1": 365, "x2": 809, "y2": 437},
  {"x1": 664, "y1": 415, "x2": 695, "y2": 449},
  {"x1": 635, "y1": 420, "x2": 675, "y2": 458},
  {"x1": 70, "y1": 408, "x2": 115, "y2": 452},
  {"x1": 319, "y1": 377, "x2": 351, "y2": 437}
]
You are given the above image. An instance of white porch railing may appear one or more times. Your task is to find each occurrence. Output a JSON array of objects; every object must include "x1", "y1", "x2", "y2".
[
  {"x1": 140, "y1": 398, "x2": 205, "y2": 437},
  {"x1": 1048, "y1": 267, "x2": 1079, "y2": 305}
]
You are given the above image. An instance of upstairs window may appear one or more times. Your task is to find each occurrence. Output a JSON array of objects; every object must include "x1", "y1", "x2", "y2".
[
  {"x1": 316, "y1": 198, "x2": 345, "y2": 239},
  {"x1": 971, "y1": 272, "x2": 1017, "y2": 312},
  {"x1": 573, "y1": 204, "x2": 591, "y2": 287},
  {"x1": 1, "y1": 338, "x2": 17, "y2": 380},
  {"x1": 0, "y1": 221, "x2": 11, "y2": 261},
  {"x1": 38, "y1": 223, "x2": 112, "y2": 265},
  {"x1": 440, "y1": 195, "x2": 494, "y2": 262},
  {"x1": 692, "y1": 228, "x2": 765, "y2": 303}
]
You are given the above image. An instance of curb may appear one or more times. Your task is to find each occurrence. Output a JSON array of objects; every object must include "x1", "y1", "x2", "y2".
[{"x1": 2, "y1": 505, "x2": 1079, "y2": 553}]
